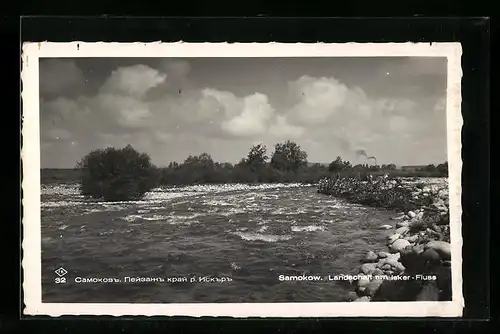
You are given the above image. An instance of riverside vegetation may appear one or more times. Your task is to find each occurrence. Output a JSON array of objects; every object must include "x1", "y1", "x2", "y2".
[{"x1": 42, "y1": 141, "x2": 448, "y2": 192}]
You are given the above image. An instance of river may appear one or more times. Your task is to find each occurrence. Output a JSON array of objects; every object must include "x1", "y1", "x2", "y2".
[{"x1": 40, "y1": 183, "x2": 401, "y2": 303}]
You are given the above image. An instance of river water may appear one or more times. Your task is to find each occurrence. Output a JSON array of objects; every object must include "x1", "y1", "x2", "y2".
[{"x1": 40, "y1": 183, "x2": 401, "y2": 303}]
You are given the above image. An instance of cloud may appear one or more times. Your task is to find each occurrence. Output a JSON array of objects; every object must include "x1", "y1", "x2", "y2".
[
  {"x1": 221, "y1": 93, "x2": 275, "y2": 137},
  {"x1": 99, "y1": 64, "x2": 166, "y2": 98},
  {"x1": 269, "y1": 115, "x2": 304, "y2": 139},
  {"x1": 40, "y1": 60, "x2": 447, "y2": 168},
  {"x1": 281, "y1": 75, "x2": 444, "y2": 162},
  {"x1": 288, "y1": 76, "x2": 350, "y2": 125},
  {"x1": 39, "y1": 59, "x2": 85, "y2": 95}
]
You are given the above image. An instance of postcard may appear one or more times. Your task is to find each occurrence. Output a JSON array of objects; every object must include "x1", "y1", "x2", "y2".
[{"x1": 22, "y1": 42, "x2": 463, "y2": 317}]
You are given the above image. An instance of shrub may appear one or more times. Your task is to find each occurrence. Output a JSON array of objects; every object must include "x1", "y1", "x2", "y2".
[{"x1": 76, "y1": 144, "x2": 160, "y2": 201}]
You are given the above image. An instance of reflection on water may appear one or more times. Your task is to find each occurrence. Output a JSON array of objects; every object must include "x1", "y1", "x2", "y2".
[{"x1": 40, "y1": 182, "x2": 412, "y2": 303}]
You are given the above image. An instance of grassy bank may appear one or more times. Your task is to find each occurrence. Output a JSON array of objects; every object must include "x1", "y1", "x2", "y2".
[{"x1": 41, "y1": 167, "x2": 448, "y2": 185}]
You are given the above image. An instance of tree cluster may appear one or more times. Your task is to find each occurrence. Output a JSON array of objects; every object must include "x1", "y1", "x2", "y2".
[{"x1": 75, "y1": 140, "x2": 449, "y2": 201}]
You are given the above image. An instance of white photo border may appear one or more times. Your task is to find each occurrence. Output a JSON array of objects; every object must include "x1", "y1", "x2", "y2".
[{"x1": 21, "y1": 42, "x2": 464, "y2": 317}]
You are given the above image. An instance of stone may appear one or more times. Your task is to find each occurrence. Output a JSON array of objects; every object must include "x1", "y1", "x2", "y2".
[
  {"x1": 421, "y1": 248, "x2": 441, "y2": 264},
  {"x1": 384, "y1": 258, "x2": 401, "y2": 267},
  {"x1": 409, "y1": 220, "x2": 425, "y2": 232},
  {"x1": 404, "y1": 234, "x2": 419, "y2": 243},
  {"x1": 353, "y1": 296, "x2": 370, "y2": 302},
  {"x1": 396, "y1": 221, "x2": 410, "y2": 228},
  {"x1": 365, "y1": 279, "x2": 384, "y2": 297},
  {"x1": 363, "y1": 251, "x2": 378, "y2": 263},
  {"x1": 387, "y1": 233, "x2": 401, "y2": 245},
  {"x1": 392, "y1": 262, "x2": 406, "y2": 273},
  {"x1": 424, "y1": 240, "x2": 451, "y2": 261},
  {"x1": 357, "y1": 277, "x2": 371, "y2": 289},
  {"x1": 408, "y1": 211, "x2": 416, "y2": 218},
  {"x1": 413, "y1": 244, "x2": 425, "y2": 254},
  {"x1": 347, "y1": 291, "x2": 358, "y2": 301},
  {"x1": 377, "y1": 251, "x2": 390, "y2": 259},
  {"x1": 381, "y1": 264, "x2": 391, "y2": 271},
  {"x1": 373, "y1": 269, "x2": 384, "y2": 276},
  {"x1": 360, "y1": 263, "x2": 377, "y2": 275},
  {"x1": 387, "y1": 252, "x2": 401, "y2": 260},
  {"x1": 443, "y1": 260, "x2": 452, "y2": 267},
  {"x1": 389, "y1": 239, "x2": 411, "y2": 253},
  {"x1": 380, "y1": 224, "x2": 392, "y2": 230},
  {"x1": 396, "y1": 226, "x2": 410, "y2": 236},
  {"x1": 357, "y1": 286, "x2": 366, "y2": 295}
]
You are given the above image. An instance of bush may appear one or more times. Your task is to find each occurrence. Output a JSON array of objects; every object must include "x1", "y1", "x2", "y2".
[{"x1": 76, "y1": 145, "x2": 160, "y2": 201}]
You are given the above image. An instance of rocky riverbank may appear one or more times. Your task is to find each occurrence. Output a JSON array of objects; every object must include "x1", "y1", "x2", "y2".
[{"x1": 318, "y1": 176, "x2": 452, "y2": 302}]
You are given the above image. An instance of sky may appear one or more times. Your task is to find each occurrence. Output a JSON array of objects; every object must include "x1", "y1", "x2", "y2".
[{"x1": 39, "y1": 57, "x2": 448, "y2": 168}]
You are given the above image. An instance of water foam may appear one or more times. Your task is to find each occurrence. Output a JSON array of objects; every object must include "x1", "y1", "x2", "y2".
[
  {"x1": 232, "y1": 231, "x2": 292, "y2": 243},
  {"x1": 291, "y1": 225, "x2": 326, "y2": 232}
]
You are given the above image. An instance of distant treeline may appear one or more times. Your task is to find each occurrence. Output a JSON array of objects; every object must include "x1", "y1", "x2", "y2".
[{"x1": 41, "y1": 141, "x2": 449, "y2": 185}]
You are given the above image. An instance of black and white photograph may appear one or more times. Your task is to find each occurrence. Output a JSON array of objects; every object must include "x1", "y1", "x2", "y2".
[{"x1": 22, "y1": 42, "x2": 463, "y2": 317}]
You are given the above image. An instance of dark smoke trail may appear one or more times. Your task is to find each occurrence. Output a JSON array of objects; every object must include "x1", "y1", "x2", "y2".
[{"x1": 355, "y1": 149, "x2": 367, "y2": 159}]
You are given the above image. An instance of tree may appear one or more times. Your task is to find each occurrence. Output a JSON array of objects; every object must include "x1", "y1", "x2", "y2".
[
  {"x1": 436, "y1": 161, "x2": 448, "y2": 176},
  {"x1": 328, "y1": 156, "x2": 345, "y2": 172},
  {"x1": 424, "y1": 164, "x2": 436, "y2": 172},
  {"x1": 181, "y1": 153, "x2": 216, "y2": 183},
  {"x1": 387, "y1": 164, "x2": 397, "y2": 171},
  {"x1": 76, "y1": 144, "x2": 159, "y2": 201},
  {"x1": 245, "y1": 144, "x2": 268, "y2": 171},
  {"x1": 270, "y1": 140, "x2": 308, "y2": 172}
]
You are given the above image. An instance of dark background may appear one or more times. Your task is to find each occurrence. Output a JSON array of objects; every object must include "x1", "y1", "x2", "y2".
[{"x1": 4, "y1": 8, "x2": 492, "y2": 334}]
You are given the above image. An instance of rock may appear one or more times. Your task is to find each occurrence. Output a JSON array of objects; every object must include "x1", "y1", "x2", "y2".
[
  {"x1": 363, "y1": 251, "x2": 378, "y2": 263},
  {"x1": 413, "y1": 243, "x2": 425, "y2": 254},
  {"x1": 392, "y1": 262, "x2": 406, "y2": 273},
  {"x1": 409, "y1": 220, "x2": 425, "y2": 233},
  {"x1": 373, "y1": 268, "x2": 384, "y2": 276},
  {"x1": 408, "y1": 211, "x2": 416, "y2": 218},
  {"x1": 384, "y1": 258, "x2": 406, "y2": 273},
  {"x1": 421, "y1": 248, "x2": 441, "y2": 265},
  {"x1": 404, "y1": 234, "x2": 419, "y2": 243},
  {"x1": 347, "y1": 291, "x2": 358, "y2": 301},
  {"x1": 389, "y1": 239, "x2": 411, "y2": 253},
  {"x1": 443, "y1": 260, "x2": 452, "y2": 267},
  {"x1": 396, "y1": 226, "x2": 410, "y2": 236},
  {"x1": 381, "y1": 264, "x2": 391, "y2": 271},
  {"x1": 360, "y1": 263, "x2": 377, "y2": 275},
  {"x1": 387, "y1": 233, "x2": 401, "y2": 245},
  {"x1": 387, "y1": 252, "x2": 401, "y2": 260},
  {"x1": 391, "y1": 215, "x2": 406, "y2": 221},
  {"x1": 357, "y1": 277, "x2": 371, "y2": 289},
  {"x1": 425, "y1": 240, "x2": 451, "y2": 260},
  {"x1": 377, "y1": 251, "x2": 390, "y2": 259},
  {"x1": 380, "y1": 224, "x2": 392, "y2": 230},
  {"x1": 384, "y1": 258, "x2": 401, "y2": 267},
  {"x1": 396, "y1": 221, "x2": 410, "y2": 228},
  {"x1": 365, "y1": 279, "x2": 384, "y2": 297},
  {"x1": 353, "y1": 296, "x2": 370, "y2": 302},
  {"x1": 375, "y1": 259, "x2": 385, "y2": 268},
  {"x1": 385, "y1": 270, "x2": 395, "y2": 276}
]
